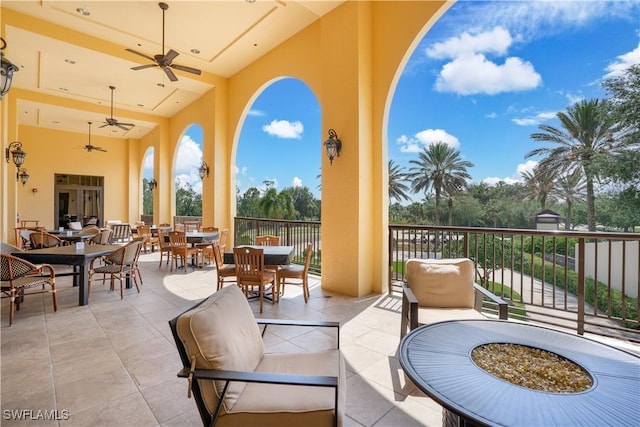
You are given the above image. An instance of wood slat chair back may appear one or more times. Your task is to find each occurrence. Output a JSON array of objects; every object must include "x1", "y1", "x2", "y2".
[{"x1": 255, "y1": 235, "x2": 280, "y2": 246}]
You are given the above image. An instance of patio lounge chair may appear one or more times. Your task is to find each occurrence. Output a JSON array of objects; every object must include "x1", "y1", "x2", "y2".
[
  {"x1": 169, "y1": 285, "x2": 345, "y2": 426},
  {"x1": 400, "y1": 258, "x2": 508, "y2": 338}
]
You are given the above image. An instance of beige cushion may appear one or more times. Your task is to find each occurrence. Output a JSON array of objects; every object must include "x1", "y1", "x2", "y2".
[
  {"x1": 68, "y1": 221, "x2": 82, "y2": 230},
  {"x1": 417, "y1": 307, "x2": 486, "y2": 325},
  {"x1": 176, "y1": 286, "x2": 265, "y2": 415},
  {"x1": 220, "y1": 351, "x2": 346, "y2": 427},
  {"x1": 406, "y1": 258, "x2": 475, "y2": 308}
]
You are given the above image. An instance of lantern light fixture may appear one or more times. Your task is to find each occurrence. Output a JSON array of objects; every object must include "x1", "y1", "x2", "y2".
[
  {"x1": 0, "y1": 37, "x2": 19, "y2": 99},
  {"x1": 148, "y1": 178, "x2": 158, "y2": 191},
  {"x1": 199, "y1": 160, "x2": 210, "y2": 179},
  {"x1": 323, "y1": 129, "x2": 342, "y2": 165},
  {"x1": 17, "y1": 168, "x2": 29, "y2": 186},
  {"x1": 6, "y1": 141, "x2": 26, "y2": 167}
]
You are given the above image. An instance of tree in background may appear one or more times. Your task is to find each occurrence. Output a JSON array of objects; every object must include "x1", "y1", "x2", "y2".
[
  {"x1": 388, "y1": 160, "x2": 411, "y2": 203},
  {"x1": 550, "y1": 169, "x2": 586, "y2": 230},
  {"x1": 176, "y1": 182, "x2": 202, "y2": 216},
  {"x1": 142, "y1": 178, "x2": 153, "y2": 215},
  {"x1": 407, "y1": 142, "x2": 473, "y2": 226},
  {"x1": 281, "y1": 186, "x2": 320, "y2": 220},
  {"x1": 520, "y1": 165, "x2": 556, "y2": 211},
  {"x1": 258, "y1": 187, "x2": 295, "y2": 219},
  {"x1": 526, "y1": 99, "x2": 620, "y2": 231}
]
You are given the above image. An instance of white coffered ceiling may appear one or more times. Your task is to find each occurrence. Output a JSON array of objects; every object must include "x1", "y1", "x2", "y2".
[{"x1": 3, "y1": 1, "x2": 343, "y2": 138}]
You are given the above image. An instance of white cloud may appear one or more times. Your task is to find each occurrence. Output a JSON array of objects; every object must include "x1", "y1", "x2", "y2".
[
  {"x1": 485, "y1": 112, "x2": 498, "y2": 119},
  {"x1": 262, "y1": 119, "x2": 304, "y2": 139},
  {"x1": 435, "y1": 53, "x2": 542, "y2": 95},
  {"x1": 482, "y1": 160, "x2": 537, "y2": 185},
  {"x1": 512, "y1": 111, "x2": 557, "y2": 126},
  {"x1": 426, "y1": 27, "x2": 512, "y2": 59},
  {"x1": 603, "y1": 43, "x2": 640, "y2": 79},
  {"x1": 292, "y1": 176, "x2": 303, "y2": 187},
  {"x1": 247, "y1": 109, "x2": 266, "y2": 117},
  {"x1": 259, "y1": 177, "x2": 279, "y2": 194},
  {"x1": 398, "y1": 129, "x2": 460, "y2": 153},
  {"x1": 175, "y1": 135, "x2": 203, "y2": 194}
]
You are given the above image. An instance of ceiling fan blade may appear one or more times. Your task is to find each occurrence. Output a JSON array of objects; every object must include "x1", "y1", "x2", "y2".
[
  {"x1": 170, "y1": 63, "x2": 202, "y2": 75},
  {"x1": 164, "y1": 49, "x2": 179, "y2": 63},
  {"x1": 99, "y1": 123, "x2": 109, "y2": 128},
  {"x1": 163, "y1": 67, "x2": 178, "y2": 82},
  {"x1": 116, "y1": 123, "x2": 134, "y2": 131},
  {"x1": 131, "y1": 64, "x2": 158, "y2": 71},
  {"x1": 96, "y1": 147, "x2": 108, "y2": 152},
  {"x1": 126, "y1": 48, "x2": 157, "y2": 62}
]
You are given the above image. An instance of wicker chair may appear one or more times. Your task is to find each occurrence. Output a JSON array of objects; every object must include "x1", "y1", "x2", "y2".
[
  {"x1": 88, "y1": 239, "x2": 142, "y2": 299},
  {"x1": 90, "y1": 229, "x2": 113, "y2": 245},
  {"x1": 29, "y1": 231, "x2": 64, "y2": 249},
  {"x1": 278, "y1": 242, "x2": 313, "y2": 303},
  {"x1": 1, "y1": 254, "x2": 57, "y2": 325}
]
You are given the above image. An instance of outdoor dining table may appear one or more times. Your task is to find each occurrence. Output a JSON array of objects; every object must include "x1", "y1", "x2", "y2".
[
  {"x1": 398, "y1": 319, "x2": 640, "y2": 427},
  {"x1": 223, "y1": 245, "x2": 294, "y2": 266},
  {"x1": 12, "y1": 244, "x2": 121, "y2": 306},
  {"x1": 56, "y1": 233, "x2": 95, "y2": 244},
  {"x1": 163, "y1": 231, "x2": 219, "y2": 245}
]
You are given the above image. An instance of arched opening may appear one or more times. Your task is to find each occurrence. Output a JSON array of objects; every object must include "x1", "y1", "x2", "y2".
[
  {"x1": 173, "y1": 124, "x2": 204, "y2": 221},
  {"x1": 141, "y1": 147, "x2": 154, "y2": 224},
  {"x1": 235, "y1": 78, "x2": 321, "y2": 221}
]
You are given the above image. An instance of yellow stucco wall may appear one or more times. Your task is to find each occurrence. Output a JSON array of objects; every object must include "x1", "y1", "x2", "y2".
[{"x1": 1, "y1": 1, "x2": 450, "y2": 296}]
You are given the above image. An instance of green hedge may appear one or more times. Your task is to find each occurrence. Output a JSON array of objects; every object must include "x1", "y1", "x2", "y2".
[{"x1": 516, "y1": 255, "x2": 638, "y2": 328}]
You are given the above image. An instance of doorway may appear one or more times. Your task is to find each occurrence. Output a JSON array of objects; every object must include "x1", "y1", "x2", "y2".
[{"x1": 54, "y1": 174, "x2": 104, "y2": 228}]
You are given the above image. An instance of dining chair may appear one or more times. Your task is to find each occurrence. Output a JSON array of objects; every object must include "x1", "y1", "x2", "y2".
[
  {"x1": 233, "y1": 246, "x2": 277, "y2": 313},
  {"x1": 168, "y1": 231, "x2": 200, "y2": 272},
  {"x1": 136, "y1": 225, "x2": 158, "y2": 253},
  {"x1": 88, "y1": 239, "x2": 142, "y2": 300},
  {"x1": 90, "y1": 228, "x2": 113, "y2": 245},
  {"x1": 1, "y1": 253, "x2": 58, "y2": 325},
  {"x1": 195, "y1": 226, "x2": 219, "y2": 265},
  {"x1": 79, "y1": 225, "x2": 100, "y2": 236},
  {"x1": 183, "y1": 220, "x2": 201, "y2": 232},
  {"x1": 212, "y1": 240, "x2": 236, "y2": 290},
  {"x1": 111, "y1": 223, "x2": 132, "y2": 243},
  {"x1": 218, "y1": 228, "x2": 229, "y2": 252},
  {"x1": 278, "y1": 242, "x2": 313, "y2": 303},
  {"x1": 255, "y1": 235, "x2": 280, "y2": 246},
  {"x1": 29, "y1": 231, "x2": 63, "y2": 249},
  {"x1": 157, "y1": 229, "x2": 174, "y2": 268}
]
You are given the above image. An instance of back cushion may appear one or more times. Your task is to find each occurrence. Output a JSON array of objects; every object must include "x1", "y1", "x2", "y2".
[
  {"x1": 406, "y1": 258, "x2": 475, "y2": 308},
  {"x1": 176, "y1": 285, "x2": 264, "y2": 413}
]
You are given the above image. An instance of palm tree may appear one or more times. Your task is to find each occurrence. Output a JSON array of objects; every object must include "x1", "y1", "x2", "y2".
[
  {"x1": 526, "y1": 98, "x2": 620, "y2": 231},
  {"x1": 520, "y1": 166, "x2": 556, "y2": 211},
  {"x1": 388, "y1": 160, "x2": 411, "y2": 203},
  {"x1": 550, "y1": 169, "x2": 587, "y2": 230},
  {"x1": 407, "y1": 142, "x2": 473, "y2": 225}
]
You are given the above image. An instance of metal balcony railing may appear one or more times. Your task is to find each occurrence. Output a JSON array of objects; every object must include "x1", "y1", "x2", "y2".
[
  {"x1": 234, "y1": 217, "x2": 639, "y2": 343},
  {"x1": 389, "y1": 225, "x2": 640, "y2": 343}
]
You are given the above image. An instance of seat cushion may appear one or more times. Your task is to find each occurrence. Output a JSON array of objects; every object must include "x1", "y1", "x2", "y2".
[
  {"x1": 406, "y1": 258, "x2": 475, "y2": 308},
  {"x1": 219, "y1": 350, "x2": 346, "y2": 427},
  {"x1": 417, "y1": 307, "x2": 487, "y2": 326},
  {"x1": 176, "y1": 286, "x2": 265, "y2": 415}
]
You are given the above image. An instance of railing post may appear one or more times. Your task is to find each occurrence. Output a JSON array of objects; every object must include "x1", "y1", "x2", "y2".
[{"x1": 577, "y1": 237, "x2": 586, "y2": 335}]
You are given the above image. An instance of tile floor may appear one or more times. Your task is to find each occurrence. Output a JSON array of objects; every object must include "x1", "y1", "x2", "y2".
[{"x1": 1, "y1": 250, "x2": 442, "y2": 427}]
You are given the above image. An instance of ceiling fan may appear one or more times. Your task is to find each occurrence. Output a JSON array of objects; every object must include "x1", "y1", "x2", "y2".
[
  {"x1": 84, "y1": 122, "x2": 107, "y2": 153},
  {"x1": 101, "y1": 86, "x2": 135, "y2": 131},
  {"x1": 126, "y1": 2, "x2": 202, "y2": 82}
]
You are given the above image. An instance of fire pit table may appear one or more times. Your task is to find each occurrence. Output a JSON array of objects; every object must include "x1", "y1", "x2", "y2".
[{"x1": 398, "y1": 320, "x2": 640, "y2": 427}]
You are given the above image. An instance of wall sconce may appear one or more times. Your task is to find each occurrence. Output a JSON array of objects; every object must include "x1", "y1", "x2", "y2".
[
  {"x1": 323, "y1": 129, "x2": 342, "y2": 165},
  {"x1": 32, "y1": 188, "x2": 38, "y2": 196},
  {"x1": 199, "y1": 160, "x2": 210, "y2": 179},
  {"x1": 17, "y1": 168, "x2": 29, "y2": 186},
  {"x1": 0, "y1": 37, "x2": 19, "y2": 99},
  {"x1": 148, "y1": 179, "x2": 158, "y2": 191},
  {"x1": 5, "y1": 141, "x2": 26, "y2": 167}
]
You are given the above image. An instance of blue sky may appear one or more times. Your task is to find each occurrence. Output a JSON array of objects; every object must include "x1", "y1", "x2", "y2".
[{"x1": 146, "y1": 1, "x2": 639, "y2": 202}]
